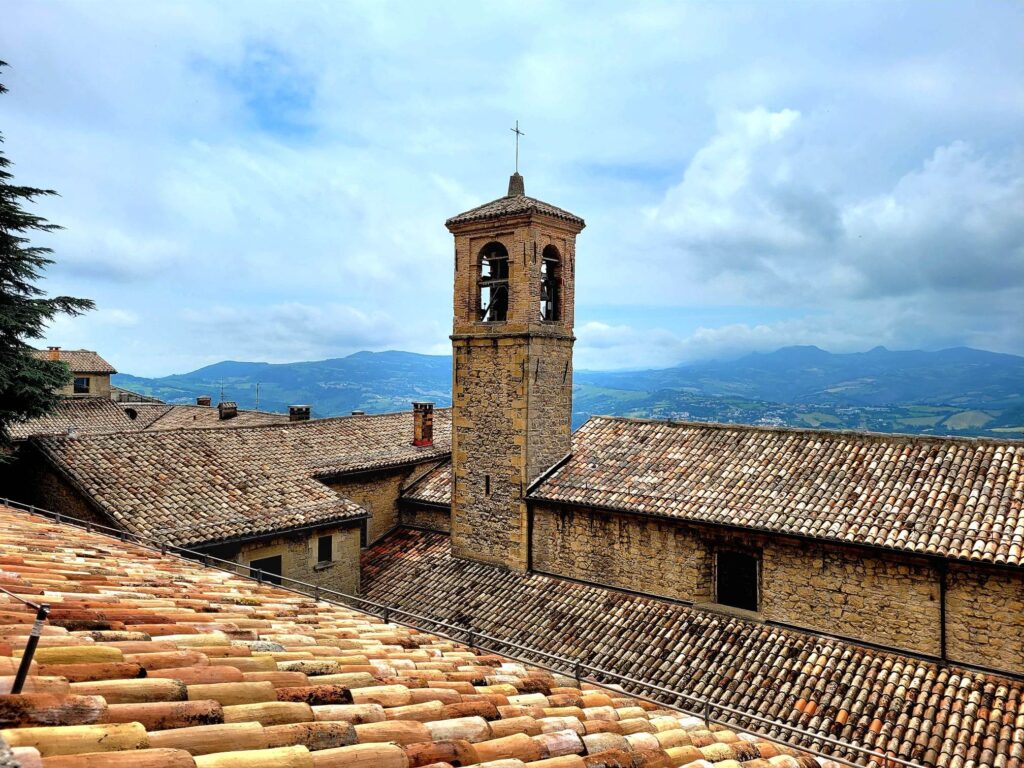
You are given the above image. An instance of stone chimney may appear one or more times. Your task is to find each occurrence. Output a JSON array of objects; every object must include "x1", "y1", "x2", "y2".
[
  {"x1": 47, "y1": 346, "x2": 61, "y2": 361},
  {"x1": 218, "y1": 401, "x2": 238, "y2": 420},
  {"x1": 196, "y1": 395, "x2": 212, "y2": 407},
  {"x1": 413, "y1": 401, "x2": 434, "y2": 447},
  {"x1": 289, "y1": 405, "x2": 311, "y2": 422}
]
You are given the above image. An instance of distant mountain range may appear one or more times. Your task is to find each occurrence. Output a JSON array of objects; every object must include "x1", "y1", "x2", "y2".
[{"x1": 114, "y1": 346, "x2": 1024, "y2": 439}]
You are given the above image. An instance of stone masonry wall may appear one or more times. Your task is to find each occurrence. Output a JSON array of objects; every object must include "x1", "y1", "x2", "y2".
[
  {"x1": 328, "y1": 465, "x2": 424, "y2": 545},
  {"x1": 526, "y1": 335, "x2": 574, "y2": 484},
  {"x1": 451, "y1": 337, "x2": 529, "y2": 569},
  {"x1": 449, "y1": 215, "x2": 579, "y2": 571},
  {"x1": 531, "y1": 504, "x2": 1024, "y2": 672},
  {"x1": 226, "y1": 524, "x2": 362, "y2": 596},
  {"x1": 946, "y1": 565, "x2": 1024, "y2": 672},
  {"x1": 399, "y1": 503, "x2": 451, "y2": 533}
]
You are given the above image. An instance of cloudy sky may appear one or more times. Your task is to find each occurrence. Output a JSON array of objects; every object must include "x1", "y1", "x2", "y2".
[{"x1": 3, "y1": 1, "x2": 1022, "y2": 375}]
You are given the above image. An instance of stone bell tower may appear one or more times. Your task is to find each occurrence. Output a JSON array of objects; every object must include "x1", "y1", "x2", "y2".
[{"x1": 446, "y1": 172, "x2": 585, "y2": 570}]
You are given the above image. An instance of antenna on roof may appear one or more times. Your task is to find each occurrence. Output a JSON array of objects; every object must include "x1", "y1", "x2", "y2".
[
  {"x1": 255, "y1": 382, "x2": 260, "y2": 412},
  {"x1": 219, "y1": 383, "x2": 224, "y2": 403}
]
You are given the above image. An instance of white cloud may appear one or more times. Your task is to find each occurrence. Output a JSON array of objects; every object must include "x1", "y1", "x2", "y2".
[{"x1": 2, "y1": 1, "x2": 1022, "y2": 373}]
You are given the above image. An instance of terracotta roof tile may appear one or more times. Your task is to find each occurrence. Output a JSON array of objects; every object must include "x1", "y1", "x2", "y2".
[
  {"x1": 31, "y1": 410, "x2": 452, "y2": 547},
  {"x1": 123, "y1": 403, "x2": 292, "y2": 431},
  {"x1": 0, "y1": 505, "x2": 818, "y2": 768},
  {"x1": 446, "y1": 180, "x2": 585, "y2": 228},
  {"x1": 5, "y1": 399, "x2": 140, "y2": 441},
  {"x1": 530, "y1": 417, "x2": 1024, "y2": 567},
  {"x1": 401, "y1": 460, "x2": 452, "y2": 506},
  {"x1": 362, "y1": 527, "x2": 1024, "y2": 768},
  {"x1": 31, "y1": 349, "x2": 116, "y2": 374}
]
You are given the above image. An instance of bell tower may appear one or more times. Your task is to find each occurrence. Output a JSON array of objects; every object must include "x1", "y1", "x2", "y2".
[{"x1": 446, "y1": 173, "x2": 585, "y2": 570}]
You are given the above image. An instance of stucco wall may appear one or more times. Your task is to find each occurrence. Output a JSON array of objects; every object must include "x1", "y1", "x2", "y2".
[
  {"x1": 531, "y1": 503, "x2": 1022, "y2": 673},
  {"x1": 57, "y1": 375, "x2": 112, "y2": 398}
]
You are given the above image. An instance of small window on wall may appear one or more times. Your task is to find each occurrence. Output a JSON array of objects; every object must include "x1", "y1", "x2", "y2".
[
  {"x1": 715, "y1": 550, "x2": 760, "y2": 612},
  {"x1": 249, "y1": 554, "x2": 283, "y2": 586},
  {"x1": 317, "y1": 534, "x2": 333, "y2": 564},
  {"x1": 73, "y1": 377, "x2": 90, "y2": 394}
]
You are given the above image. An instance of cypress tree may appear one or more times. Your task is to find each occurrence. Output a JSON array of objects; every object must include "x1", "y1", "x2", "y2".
[{"x1": 0, "y1": 61, "x2": 94, "y2": 448}]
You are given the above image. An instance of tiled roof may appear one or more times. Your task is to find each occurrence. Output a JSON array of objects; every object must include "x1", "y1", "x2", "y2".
[
  {"x1": 5, "y1": 398, "x2": 140, "y2": 441},
  {"x1": 531, "y1": 417, "x2": 1024, "y2": 568},
  {"x1": 122, "y1": 403, "x2": 291, "y2": 431},
  {"x1": 446, "y1": 176, "x2": 585, "y2": 228},
  {"x1": 0, "y1": 505, "x2": 819, "y2": 768},
  {"x1": 401, "y1": 459, "x2": 452, "y2": 506},
  {"x1": 32, "y1": 410, "x2": 452, "y2": 547},
  {"x1": 31, "y1": 348, "x2": 116, "y2": 374},
  {"x1": 362, "y1": 527, "x2": 1024, "y2": 768}
]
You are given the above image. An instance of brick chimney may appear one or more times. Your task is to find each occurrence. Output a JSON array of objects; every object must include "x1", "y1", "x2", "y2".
[
  {"x1": 412, "y1": 402, "x2": 434, "y2": 447},
  {"x1": 289, "y1": 405, "x2": 311, "y2": 422},
  {"x1": 218, "y1": 401, "x2": 238, "y2": 420},
  {"x1": 196, "y1": 395, "x2": 212, "y2": 407},
  {"x1": 47, "y1": 346, "x2": 61, "y2": 361}
]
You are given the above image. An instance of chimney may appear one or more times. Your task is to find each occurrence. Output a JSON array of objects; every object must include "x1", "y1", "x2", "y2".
[
  {"x1": 289, "y1": 405, "x2": 311, "y2": 422},
  {"x1": 47, "y1": 346, "x2": 61, "y2": 361},
  {"x1": 196, "y1": 395, "x2": 212, "y2": 407},
  {"x1": 413, "y1": 401, "x2": 434, "y2": 447},
  {"x1": 218, "y1": 401, "x2": 238, "y2": 420}
]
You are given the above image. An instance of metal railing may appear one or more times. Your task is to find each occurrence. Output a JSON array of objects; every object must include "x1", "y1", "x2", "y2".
[{"x1": 0, "y1": 497, "x2": 923, "y2": 768}]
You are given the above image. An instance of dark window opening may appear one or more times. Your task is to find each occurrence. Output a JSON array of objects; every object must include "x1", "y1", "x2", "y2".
[
  {"x1": 716, "y1": 550, "x2": 759, "y2": 611},
  {"x1": 479, "y1": 242, "x2": 509, "y2": 322},
  {"x1": 485, "y1": 474, "x2": 491, "y2": 496},
  {"x1": 73, "y1": 377, "x2": 90, "y2": 394},
  {"x1": 317, "y1": 534, "x2": 333, "y2": 564},
  {"x1": 360, "y1": 520, "x2": 368, "y2": 548},
  {"x1": 540, "y1": 245, "x2": 561, "y2": 321},
  {"x1": 249, "y1": 555, "x2": 283, "y2": 586}
]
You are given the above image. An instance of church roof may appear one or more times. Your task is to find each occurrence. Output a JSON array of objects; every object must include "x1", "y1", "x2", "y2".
[
  {"x1": 31, "y1": 348, "x2": 117, "y2": 374},
  {"x1": 363, "y1": 526, "x2": 1024, "y2": 768},
  {"x1": 530, "y1": 416, "x2": 1024, "y2": 568},
  {"x1": 446, "y1": 173, "x2": 585, "y2": 228},
  {"x1": 31, "y1": 409, "x2": 451, "y2": 547},
  {"x1": 0, "y1": 504, "x2": 817, "y2": 768}
]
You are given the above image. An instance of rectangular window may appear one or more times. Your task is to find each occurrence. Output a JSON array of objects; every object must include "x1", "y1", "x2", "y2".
[
  {"x1": 73, "y1": 377, "x2": 90, "y2": 394},
  {"x1": 317, "y1": 534, "x2": 333, "y2": 564},
  {"x1": 484, "y1": 474, "x2": 491, "y2": 496},
  {"x1": 249, "y1": 555, "x2": 282, "y2": 586},
  {"x1": 715, "y1": 550, "x2": 760, "y2": 612}
]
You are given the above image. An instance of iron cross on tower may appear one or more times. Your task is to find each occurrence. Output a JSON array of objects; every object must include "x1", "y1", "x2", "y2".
[{"x1": 511, "y1": 120, "x2": 524, "y2": 173}]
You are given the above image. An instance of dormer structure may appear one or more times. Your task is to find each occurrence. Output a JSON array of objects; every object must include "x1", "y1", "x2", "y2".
[{"x1": 446, "y1": 173, "x2": 585, "y2": 570}]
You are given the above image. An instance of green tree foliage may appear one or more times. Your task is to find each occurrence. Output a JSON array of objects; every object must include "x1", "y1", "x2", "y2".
[{"x1": 0, "y1": 62, "x2": 94, "y2": 446}]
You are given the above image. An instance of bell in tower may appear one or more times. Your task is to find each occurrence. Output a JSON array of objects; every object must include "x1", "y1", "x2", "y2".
[{"x1": 446, "y1": 170, "x2": 585, "y2": 570}]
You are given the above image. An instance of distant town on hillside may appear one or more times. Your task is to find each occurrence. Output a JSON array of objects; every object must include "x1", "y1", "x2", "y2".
[{"x1": 113, "y1": 344, "x2": 1024, "y2": 439}]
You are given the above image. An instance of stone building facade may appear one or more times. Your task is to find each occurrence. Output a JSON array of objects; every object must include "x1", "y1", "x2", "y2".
[
  {"x1": 32, "y1": 347, "x2": 116, "y2": 398},
  {"x1": 446, "y1": 174, "x2": 584, "y2": 571},
  {"x1": 530, "y1": 502, "x2": 1024, "y2": 673}
]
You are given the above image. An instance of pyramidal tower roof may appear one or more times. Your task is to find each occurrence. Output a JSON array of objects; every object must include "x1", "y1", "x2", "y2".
[{"x1": 446, "y1": 173, "x2": 585, "y2": 229}]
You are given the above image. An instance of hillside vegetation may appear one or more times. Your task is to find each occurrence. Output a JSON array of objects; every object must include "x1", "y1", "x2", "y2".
[{"x1": 114, "y1": 346, "x2": 1024, "y2": 439}]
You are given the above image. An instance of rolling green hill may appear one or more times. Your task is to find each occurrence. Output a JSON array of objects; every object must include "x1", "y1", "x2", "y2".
[{"x1": 114, "y1": 346, "x2": 1024, "y2": 439}]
